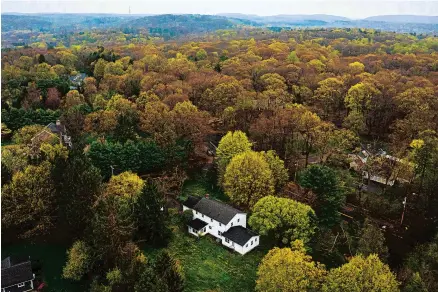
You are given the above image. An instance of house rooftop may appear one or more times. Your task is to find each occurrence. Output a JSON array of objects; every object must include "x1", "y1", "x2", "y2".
[
  {"x1": 222, "y1": 226, "x2": 257, "y2": 246},
  {"x1": 187, "y1": 218, "x2": 208, "y2": 231},
  {"x1": 183, "y1": 196, "x2": 244, "y2": 225},
  {"x1": 183, "y1": 196, "x2": 202, "y2": 209},
  {"x1": 1, "y1": 257, "x2": 33, "y2": 288}
]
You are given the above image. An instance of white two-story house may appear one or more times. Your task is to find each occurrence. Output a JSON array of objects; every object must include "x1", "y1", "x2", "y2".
[{"x1": 182, "y1": 195, "x2": 259, "y2": 255}]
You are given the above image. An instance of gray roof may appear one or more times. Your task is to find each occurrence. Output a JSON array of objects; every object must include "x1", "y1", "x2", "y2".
[
  {"x1": 222, "y1": 226, "x2": 258, "y2": 246},
  {"x1": 187, "y1": 218, "x2": 208, "y2": 231},
  {"x1": 188, "y1": 197, "x2": 244, "y2": 225},
  {"x1": 183, "y1": 196, "x2": 202, "y2": 209},
  {"x1": 1, "y1": 257, "x2": 33, "y2": 288}
]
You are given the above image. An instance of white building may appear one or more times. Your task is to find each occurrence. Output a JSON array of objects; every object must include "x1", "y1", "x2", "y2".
[
  {"x1": 183, "y1": 195, "x2": 259, "y2": 255},
  {"x1": 1, "y1": 256, "x2": 35, "y2": 292}
]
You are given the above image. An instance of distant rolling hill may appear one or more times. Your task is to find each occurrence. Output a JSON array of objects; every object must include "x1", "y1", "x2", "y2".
[
  {"x1": 124, "y1": 14, "x2": 236, "y2": 34},
  {"x1": 364, "y1": 15, "x2": 438, "y2": 24}
]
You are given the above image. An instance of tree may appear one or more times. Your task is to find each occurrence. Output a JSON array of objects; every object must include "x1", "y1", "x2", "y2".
[
  {"x1": 135, "y1": 181, "x2": 170, "y2": 246},
  {"x1": 256, "y1": 244, "x2": 326, "y2": 292},
  {"x1": 402, "y1": 234, "x2": 438, "y2": 292},
  {"x1": 105, "y1": 171, "x2": 144, "y2": 199},
  {"x1": 322, "y1": 254, "x2": 399, "y2": 292},
  {"x1": 261, "y1": 150, "x2": 289, "y2": 191},
  {"x1": 139, "y1": 101, "x2": 176, "y2": 147},
  {"x1": 249, "y1": 196, "x2": 317, "y2": 245},
  {"x1": 94, "y1": 58, "x2": 108, "y2": 81},
  {"x1": 348, "y1": 61, "x2": 365, "y2": 75},
  {"x1": 45, "y1": 87, "x2": 61, "y2": 109},
  {"x1": 63, "y1": 240, "x2": 92, "y2": 281},
  {"x1": 55, "y1": 153, "x2": 102, "y2": 233},
  {"x1": 171, "y1": 101, "x2": 211, "y2": 156},
  {"x1": 1, "y1": 145, "x2": 30, "y2": 174},
  {"x1": 299, "y1": 165, "x2": 345, "y2": 228},
  {"x1": 62, "y1": 90, "x2": 85, "y2": 109},
  {"x1": 12, "y1": 124, "x2": 46, "y2": 145},
  {"x1": 153, "y1": 250, "x2": 185, "y2": 292},
  {"x1": 216, "y1": 131, "x2": 252, "y2": 185},
  {"x1": 84, "y1": 110, "x2": 118, "y2": 137},
  {"x1": 223, "y1": 151, "x2": 274, "y2": 209},
  {"x1": 2, "y1": 162, "x2": 56, "y2": 238},
  {"x1": 357, "y1": 218, "x2": 389, "y2": 261},
  {"x1": 287, "y1": 50, "x2": 300, "y2": 63}
]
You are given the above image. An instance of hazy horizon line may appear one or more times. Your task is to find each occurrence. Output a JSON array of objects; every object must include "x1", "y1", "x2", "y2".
[{"x1": 2, "y1": 12, "x2": 438, "y2": 18}]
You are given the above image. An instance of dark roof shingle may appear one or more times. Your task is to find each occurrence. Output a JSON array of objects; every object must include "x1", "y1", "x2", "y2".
[
  {"x1": 192, "y1": 198, "x2": 244, "y2": 224},
  {"x1": 1, "y1": 258, "x2": 33, "y2": 288},
  {"x1": 187, "y1": 218, "x2": 208, "y2": 231},
  {"x1": 222, "y1": 226, "x2": 258, "y2": 246},
  {"x1": 183, "y1": 196, "x2": 202, "y2": 209}
]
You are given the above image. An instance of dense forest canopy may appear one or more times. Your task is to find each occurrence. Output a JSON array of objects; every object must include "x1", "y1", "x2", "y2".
[{"x1": 1, "y1": 20, "x2": 438, "y2": 292}]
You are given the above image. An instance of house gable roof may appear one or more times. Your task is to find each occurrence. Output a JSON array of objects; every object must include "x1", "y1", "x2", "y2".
[
  {"x1": 1, "y1": 257, "x2": 33, "y2": 288},
  {"x1": 183, "y1": 196, "x2": 202, "y2": 209},
  {"x1": 222, "y1": 226, "x2": 258, "y2": 246},
  {"x1": 192, "y1": 197, "x2": 244, "y2": 225},
  {"x1": 187, "y1": 218, "x2": 208, "y2": 231}
]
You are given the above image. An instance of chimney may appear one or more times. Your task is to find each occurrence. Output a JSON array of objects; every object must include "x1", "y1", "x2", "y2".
[{"x1": 205, "y1": 194, "x2": 209, "y2": 199}]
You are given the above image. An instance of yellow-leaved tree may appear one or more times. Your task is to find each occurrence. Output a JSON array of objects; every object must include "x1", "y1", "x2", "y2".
[
  {"x1": 256, "y1": 241, "x2": 326, "y2": 292},
  {"x1": 223, "y1": 151, "x2": 274, "y2": 209}
]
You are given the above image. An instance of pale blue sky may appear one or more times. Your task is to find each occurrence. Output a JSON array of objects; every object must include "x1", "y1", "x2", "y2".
[{"x1": 2, "y1": 0, "x2": 438, "y2": 19}]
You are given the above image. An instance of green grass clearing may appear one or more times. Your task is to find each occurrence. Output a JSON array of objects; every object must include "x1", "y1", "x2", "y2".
[{"x1": 146, "y1": 225, "x2": 265, "y2": 292}]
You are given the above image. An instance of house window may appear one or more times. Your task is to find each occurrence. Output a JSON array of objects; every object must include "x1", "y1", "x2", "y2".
[
  {"x1": 225, "y1": 238, "x2": 230, "y2": 243},
  {"x1": 237, "y1": 219, "x2": 240, "y2": 222},
  {"x1": 255, "y1": 238, "x2": 257, "y2": 242},
  {"x1": 231, "y1": 223, "x2": 233, "y2": 227},
  {"x1": 246, "y1": 244, "x2": 248, "y2": 247},
  {"x1": 251, "y1": 241, "x2": 253, "y2": 245},
  {"x1": 18, "y1": 283, "x2": 25, "y2": 288},
  {"x1": 209, "y1": 226, "x2": 212, "y2": 229},
  {"x1": 211, "y1": 219, "x2": 213, "y2": 222},
  {"x1": 219, "y1": 223, "x2": 222, "y2": 226},
  {"x1": 202, "y1": 214, "x2": 204, "y2": 217},
  {"x1": 195, "y1": 211, "x2": 197, "y2": 214},
  {"x1": 218, "y1": 231, "x2": 222, "y2": 236}
]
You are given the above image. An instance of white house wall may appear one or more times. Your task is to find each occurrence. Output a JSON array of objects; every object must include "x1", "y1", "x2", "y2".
[
  {"x1": 183, "y1": 204, "x2": 258, "y2": 255},
  {"x1": 241, "y1": 236, "x2": 260, "y2": 254}
]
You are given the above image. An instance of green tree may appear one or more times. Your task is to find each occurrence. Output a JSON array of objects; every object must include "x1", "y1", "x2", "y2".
[
  {"x1": 135, "y1": 181, "x2": 170, "y2": 246},
  {"x1": 223, "y1": 151, "x2": 274, "y2": 209},
  {"x1": 249, "y1": 196, "x2": 317, "y2": 245},
  {"x1": 261, "y1": 150, "x2": 289, "y2": 191},
  {"x1": 216, "y1": 131, "x2": 252, "y2": 185},
  {"x1": 299, "y1": 165, "x2": 345, "y2": 228},
  {"x1": 357, "y1": 218, "x2": 389, "y2": 261},
  {"x1": 55, "y1": 153, "x2": 102, "y2": 233},
  {"x1": 94, "y1": 58, "x2": 108, "y2": 81},
  {"x1": 256, "y1": 243, "x2": 326, "y2": 292},
  {"x1": 2, "y1": 162, "x2": 56, "y2": 238},
  {"x1": 322, "y1": 254, "x2": 399, "y2": 292},
  {"x1": 62, "y1": 240, "x2": 91, "y2": 281},
  {"x1": 153, "y1": 250, "x2": 185, "y2": 292}
]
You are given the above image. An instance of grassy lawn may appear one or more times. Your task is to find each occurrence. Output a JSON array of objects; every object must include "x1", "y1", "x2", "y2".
[
  {"x1": 181, "y1": 175, "x2": 228, "y2": 202},
  {"x1": 157, "y1": 226, "x2": 265, "y2": 292},
  {"x1": 1, "y1": 244, "x2": 87, "y2": 292}
]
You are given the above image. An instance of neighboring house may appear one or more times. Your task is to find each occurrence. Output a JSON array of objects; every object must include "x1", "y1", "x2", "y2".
[
  {"x1": 1, "y1": 256, "x2": 35, "y2": 292},
  {"x1": 349, "y1": 145, "x2": 412, "y2": 187},
  {"x1": 69, "y1": 73, "x2": 87, "y2": 90},
  {"x1": 183, "y1": 195, "x2": 259, "y2": 255},
  {"x1": 30, "y1": 120, "x2": 73, "y2": 151}
]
